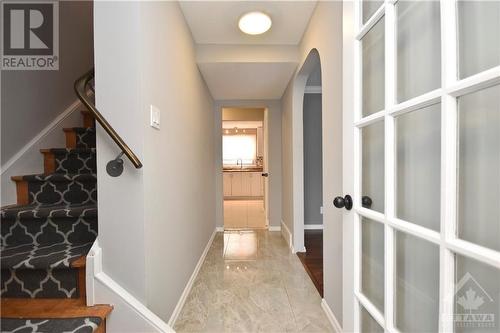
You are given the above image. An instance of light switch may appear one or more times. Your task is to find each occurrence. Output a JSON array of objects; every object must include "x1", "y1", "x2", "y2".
[
  {"x1": 320, "y1": 206, "x2": 323, "y2": 215},
  {"x1": 150, "y1": 105, "x2": 160, "y2": 130}
]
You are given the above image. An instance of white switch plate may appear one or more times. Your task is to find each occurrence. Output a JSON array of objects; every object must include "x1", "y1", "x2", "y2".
[
  {"x1": 320, "y1": 206, "x2": 323, "y2": 215},
  {"x1": 150, "y1": 105, "x2": 160, "y2": 130}
]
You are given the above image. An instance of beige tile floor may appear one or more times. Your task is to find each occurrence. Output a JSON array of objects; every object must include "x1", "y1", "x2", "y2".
[
  {"x1": 224, "y1": 200, "x2": 266, "y2": 229},
  {"x1": 174, "y1": 230, "x2": 333, "y2": 333}
]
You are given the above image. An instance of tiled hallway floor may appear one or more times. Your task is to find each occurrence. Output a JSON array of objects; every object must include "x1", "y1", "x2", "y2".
[{"x1": 174, "y1": 230, "x2": 333, "y2": 332}]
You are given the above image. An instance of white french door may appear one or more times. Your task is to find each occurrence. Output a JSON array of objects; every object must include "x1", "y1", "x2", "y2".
[{"x1": 350, "y1": 0, "x2": 500, "y2": 332}]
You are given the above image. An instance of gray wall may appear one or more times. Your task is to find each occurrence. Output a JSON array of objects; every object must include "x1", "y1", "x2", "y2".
[
  {"x1": 94, "y1": 0, "x2": 147, "y2": 303},
  {"x1": 281, "y1": 1, "x2": 344, "y2": 324},
  {"x1": 94, "y1": 1, "x2": 216, "y2": 322},
  {"x1": 140, "y1": 2, "x2": 215, "y2": 321},
  {"x1": 1, "y1": 1, "x2": 94, "y2": 164},
  {"x1": 303, "y1": 93, "x2": 323, "y2": 225}
]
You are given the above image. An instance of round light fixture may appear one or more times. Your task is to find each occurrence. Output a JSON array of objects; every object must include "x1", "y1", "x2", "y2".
[{"x1": 238, "y1": 11, "x2": 272, "y2": 35}]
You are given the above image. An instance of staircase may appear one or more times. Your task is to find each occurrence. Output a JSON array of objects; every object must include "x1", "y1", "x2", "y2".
[{"x1": 1, "y1": 110, "x2": 112, "y2": 332}]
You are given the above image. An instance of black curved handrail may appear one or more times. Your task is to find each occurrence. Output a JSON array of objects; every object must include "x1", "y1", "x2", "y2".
[{"x1": 74, "y1": 69, "x2": 143, "y2": 169}]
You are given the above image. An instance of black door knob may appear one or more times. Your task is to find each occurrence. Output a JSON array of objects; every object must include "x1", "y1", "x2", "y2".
[
  {"x1": 362, "y1": 196, "x2": 373, "y2": 208},
  {"x1": 261, "y1": 173, "x2": 269, "y2": 177},
  {"x1": 333, "y1": 195, "x2": 353, "y2": 210}
]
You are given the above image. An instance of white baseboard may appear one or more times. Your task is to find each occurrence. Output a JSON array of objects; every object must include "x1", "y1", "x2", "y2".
[
  {"x1": 215, "y1": 226, "x2": 224, "y2": 232},
  {"x1": 268, "y1": 225, "x2": 281, "y2": 231},
  {"x1": 1, "y1": 99, "x2": 81, "y2": 174},
  {"x1": 305, "y1": 85, "x2": 322, "y2": 94},
  {"x1": 86, "y1": 240, "x2": 174, "y2": 332},
  {"x1": 280, "y1": 220, "x2": 295, "y2": 253},
  {"x1": 304, "y1": 224, "x2": 324, "y2": 230},
  {"x1": 321, "y1": 299, "x2": 342, "y2": 333},
  {"x1": 168, "y1": 229, "x2": 217, "y2": 327}
]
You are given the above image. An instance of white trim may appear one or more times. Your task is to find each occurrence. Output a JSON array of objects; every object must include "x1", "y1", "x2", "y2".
[
  {"x1": 95, "y1": 273, "x2": 174, "y2": 332},
  {"x1": 280, "y1": 220, "x2": 295, "y2": 253},
  {"x1": 388, "y1": 88, "x2": 442, "y2": 117},
  {"x1": 304, "y1": 85, "x2": 322, "y2": 94},
  {"x1": 446, "y1": 65, "x2": 500, "y2": 97},
  {"x1": 353, "y1": 109, "x2": 385, "y2": 128},
  {"x1": 86, "y1": 241, "x2": 173, "y2": 332},
  {"x1": 215, "y1": 226, "x2": 224, "y2": 232},
  {"x1": 168, "y1": 229, "x2": 217, "y2": 327},
  {"x1": 355, "y1": 292, "x2": 385, "y2": 328},
  {"x1": 321, "y1": 298, "x2": 343, "y2": 333},
  {"x1": 383, "y1": 3, "x2": 396, "y2": 330},
  {"x1": 356, "y1": 4, "x2": 385, "y2": 41},
  {"x1": 268, "y1": 225, "x2": 281, "y2": 232},
  {"x1": 1, "y1": 99, "x2": 81, "y2": 174},
  {"x1": 304, "y1": 224, "x2": 323, "y2": 230}
]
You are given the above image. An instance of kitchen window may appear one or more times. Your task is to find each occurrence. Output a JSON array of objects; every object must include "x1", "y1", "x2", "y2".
[{"x1": 223, "y1": 133, "x2": 257, "y2": 166}]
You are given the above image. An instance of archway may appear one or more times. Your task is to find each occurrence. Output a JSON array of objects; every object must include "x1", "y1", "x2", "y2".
[
  {"x1": 291, "y1": 49, "x2": 322, "y2": 253},
  {"x1": 290, "y1": 49, "x2": 324, "y2": 296}
]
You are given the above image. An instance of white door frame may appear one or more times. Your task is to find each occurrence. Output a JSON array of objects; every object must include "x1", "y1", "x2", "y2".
[
  {"x1": 342, "y1": 1, "x2": 356, "y2": 331},
  {"x1": 345, "y1": 0, "x2": 500, "y2": 331},
  {"x1": 217, "y1": 103, "x2": 270, "y2": 230}
]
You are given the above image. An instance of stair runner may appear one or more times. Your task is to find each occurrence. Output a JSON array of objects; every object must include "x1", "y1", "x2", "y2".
[
  {"x1": 1, "y1": 317, "x2": 102, "y2": 333},
  {"x1": 1, "y1": 111, "x2": 110, "y2": 332}
]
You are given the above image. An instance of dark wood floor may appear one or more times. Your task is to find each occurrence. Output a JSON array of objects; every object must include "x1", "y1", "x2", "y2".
[{"x1": 296, "y1": 230, "x2": 323, "y2": 297}]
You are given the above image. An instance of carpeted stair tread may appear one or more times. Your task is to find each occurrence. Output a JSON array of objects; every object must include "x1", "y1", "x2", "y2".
[
  {"x1": 63, "y1": 127, "x2": 96, "y2": 134},
  {"x1": 43, "y1": 148, "x2": 96, "y2": 154},
  {"x1": 0, "y1": 317, "x2": 102, "y2": 333},
  {"x1": 9, "y1": 173, "x2": 97, "y2": 206},
  {"x1": 1, "y1": 299, "x2": 113, "y2": 319},
  {"x1": 63, "y1": 128, "x2": 96, "y2": 149},
  {"x1": 41, "y1": 148, "x2": 96, "y2": 175},
  {"x1": 1, "y1": 242, "x2": 93, "y2": 270},
  {"x1": 1, "y1": 203, "x2": 97, "y2": 222},
  {"x1": 14, "y1": 173, "x2": 97, "y2": 182}
]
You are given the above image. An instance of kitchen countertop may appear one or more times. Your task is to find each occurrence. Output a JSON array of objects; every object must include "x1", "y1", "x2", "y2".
[{"x1": 223, "y1": 167, "x2": 263, "y2": 173}]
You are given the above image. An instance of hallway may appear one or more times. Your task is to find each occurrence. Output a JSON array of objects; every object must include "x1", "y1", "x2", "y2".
[{"x1": 174, "y1": 231, "x2": 333, "y2": 332}]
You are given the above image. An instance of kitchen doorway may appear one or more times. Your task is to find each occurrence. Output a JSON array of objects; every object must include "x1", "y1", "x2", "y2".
[{"x1": 221, "y1": 107, "x2": 268, "y2": 229}]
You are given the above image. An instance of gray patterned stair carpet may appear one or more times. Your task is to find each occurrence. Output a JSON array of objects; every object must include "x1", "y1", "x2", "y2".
[
  {"x1": 0, "y1": 317, "x2": 102, "y2": 333},
  {"x1": 1, "y1": 123, "x2": 97, "y2": 300},
  {"x1": 69, "y1": 127, "x2": 96, "y2": 149}
]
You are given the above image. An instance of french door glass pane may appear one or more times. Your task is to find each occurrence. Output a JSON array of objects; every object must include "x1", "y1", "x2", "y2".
[
  {"x1": 396, "y1": 103, "x2": 441, "y2": 231},
  {"x1": 458, "y1": 1, "x2": 500, "y2": 79},
  {"x1": 360, "y1": 306, "x2": 384, "y2": 333},
  {"x1": 396, "y1": 1, "x2": 441, "y2": 102},
  {"x1": 395, "y1": 231, "x2": 440, "y2": 332},
  {"x1": 362, "y1": 121, "x2": 385, "y2": 213},
  {"x1": 455, "y1": 254, "x2": 500, "y2": 333},
  {"x1": 361, "y1": 218, "x2": 385, "y2": 313},
  {"x1": 362, "y1": 0, "x2": 383, "y2": 24},
  {"x1": 362, "y1": 17, "x2": 385, "y2": 117},
  {"x1": 457, "y1": 84, "x2": 500, "y2": 252}
]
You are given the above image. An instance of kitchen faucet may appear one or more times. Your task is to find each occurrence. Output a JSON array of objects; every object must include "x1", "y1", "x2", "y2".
[{"x1": 236, "y1": 158, "x2": 243, "y2": 169}]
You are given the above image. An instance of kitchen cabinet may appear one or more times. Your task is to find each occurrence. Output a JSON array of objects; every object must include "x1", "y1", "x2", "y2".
[
  {"x1": 223, "y1": 173, "x2": 232, "y2": 196},
  {"x1": 223, "y1": 172, "x2": 263, "y2": 197},
  {"x1": 249, "y1": 173, "x2": 263, "y2": 196},
  {"x1": 231, "y1": 172, "x2": 243, "y2": 196}
]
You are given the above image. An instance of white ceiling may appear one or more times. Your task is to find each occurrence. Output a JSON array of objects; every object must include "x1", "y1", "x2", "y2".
[
  {"x1": 179, "y1": 1, "x2": 317, "y2": 45},
  {"x1": 198, "y1": 62, "x2": 297, "y2": 100}
]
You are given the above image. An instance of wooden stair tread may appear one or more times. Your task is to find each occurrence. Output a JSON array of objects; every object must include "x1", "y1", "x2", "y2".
[{"x1": 1, "y1": 299, "x2": 113, "y2": 320}]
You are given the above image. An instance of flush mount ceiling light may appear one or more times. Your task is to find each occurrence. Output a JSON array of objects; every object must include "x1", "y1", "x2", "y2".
[{"x1": 238, "y1": 11, "x2": 272, "y2": 35}]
